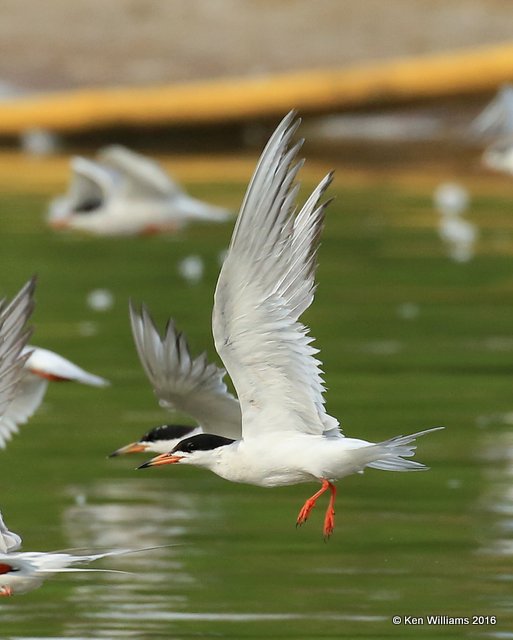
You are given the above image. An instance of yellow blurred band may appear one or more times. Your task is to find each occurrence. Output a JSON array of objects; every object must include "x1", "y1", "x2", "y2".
[{"x1": 2, "y1": 42, "x2": 513, "y2": 135}]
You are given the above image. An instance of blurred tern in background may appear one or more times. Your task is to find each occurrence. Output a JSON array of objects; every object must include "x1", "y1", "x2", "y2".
[
  {"x1": 48, "y1": 145, "x2": 231, "y2": 236},
  {"x1": 482, "y1": 136, "x2": 513, "y2": 175},
  {"x1": 0, "y1": 345, "x2": 109, "y2": 449},
  {"x1": 471, "y1": 85, "x2": 513, "y2": 140},
  {"x1": 0, "y1": 507, "x2": 161, "y2": 596},
  {"x1": 109, "y1": 304, "x2": 241, "y2": 457},
  {"x1": 0, "y1": 279, "x2": 151, "y2": 597},
  {"x1": 139, "y1": 112, "x2": 443, "y2": 538},
  {"x1": 434, "y1": 183, "x2": 477, "y2": 263}
]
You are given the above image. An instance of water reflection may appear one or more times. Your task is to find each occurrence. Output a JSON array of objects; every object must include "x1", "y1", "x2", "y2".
[
  {"x1": 475, "y1": 428, "x2": 513, "y2": 633},
  {"x1": 479, "y1": 429, "x2": 513, "y2": 556},
  {"x1": 60, "y1": 478, "x2": 201, "y2": 637},
  {"x1": 86, "y1": 611, "x2": 385, "y2": 622},
  {"x1": 63, "y1": 478, "x2": 194, "y2": 547}
]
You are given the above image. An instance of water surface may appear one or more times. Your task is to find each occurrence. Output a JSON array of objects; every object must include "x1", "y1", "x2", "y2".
[{"x1": 0, "y1": 168, "x2": 512, "y2": 638}]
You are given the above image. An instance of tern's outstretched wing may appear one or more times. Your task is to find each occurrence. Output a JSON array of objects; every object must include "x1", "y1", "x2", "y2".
[
  {"x1": 212, "y1": 112, "x2": 341, "y2": 439},
  {"x1": 0, "y1": 375, "x2": 47, "y2": 449},
  {"x1": 0, "y1": 278, "x2": 36, "y2": 449},
  {"x1": 129, "y1": 303, "x2": 241, "y2": 439}
]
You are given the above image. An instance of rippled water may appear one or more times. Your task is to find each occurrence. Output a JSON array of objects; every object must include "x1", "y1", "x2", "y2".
[{"x1": 1, "y1": 169, "x2": 513, "y2": 638}]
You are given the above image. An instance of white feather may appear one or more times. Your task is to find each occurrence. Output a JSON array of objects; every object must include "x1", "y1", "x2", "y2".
[
  {"x1": 212, "y1": 112, "x2": 339, "y2": 439},
  {"x1": 0, "y1": 511, "x2": 22, "y2": 553},
  {"x1": 0, "y1": 278, "x2": 35, "y2": 449},
  {"x1": 129, "y1": 303, "x2": 241, "y2": 440}
]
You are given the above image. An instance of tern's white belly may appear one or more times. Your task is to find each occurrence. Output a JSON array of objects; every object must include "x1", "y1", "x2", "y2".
[{"x1": 211, "y1": 436, "x2": 376, "y2": 488}]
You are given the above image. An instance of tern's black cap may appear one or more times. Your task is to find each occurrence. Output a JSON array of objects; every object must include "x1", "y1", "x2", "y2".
[
  {"x1": 172, "y1": 434, "x2": 235, "y2": 453},
  {"x1": 141, "y1": 424, "x2": 196, "y2": 443}
]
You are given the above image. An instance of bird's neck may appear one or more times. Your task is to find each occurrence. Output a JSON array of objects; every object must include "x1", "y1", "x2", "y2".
[{"x1": 199, "y1": 441, "x2": 243, "y2": 482}]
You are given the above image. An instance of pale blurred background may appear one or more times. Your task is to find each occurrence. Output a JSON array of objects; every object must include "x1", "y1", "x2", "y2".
[{"x1": 1, "y1": 0, "x2": 513, "y2": 90}]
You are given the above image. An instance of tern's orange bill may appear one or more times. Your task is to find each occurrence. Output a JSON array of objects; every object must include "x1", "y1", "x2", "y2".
[
  {"x1": 109, "y1": 442, "x2": 147, "y2": 457},
  {"x1": 138, "y1": 453, "x2": 184, "y2": 469}
]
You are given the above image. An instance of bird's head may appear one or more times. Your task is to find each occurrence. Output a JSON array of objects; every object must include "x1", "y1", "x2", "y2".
[
  {"x1": 138, "y1": 434, "x2": 235, "y2": 469},
  {"x1": 109, "y1": 424, "x2": 198, "y2": 457}
]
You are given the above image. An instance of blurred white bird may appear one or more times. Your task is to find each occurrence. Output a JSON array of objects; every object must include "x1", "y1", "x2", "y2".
[
  {"x1": 20, "y1": 128, "x2": 60, "y2": 157},
  {"x1": 0, "y1": 345, "x2": 109, "y2": 449},
  {"x1": 482, "y1": 136, "x2": 513, "y2": 175},
  {"x1": 0, "y1": 507, "x2": 160, "y2": 596},
  {"x1": 0, "y1": 548, "x2": 127, "y2": 596},
  {"x1": 47, "y1": 145, "x2": 231, "y2": 236},
  {"x1": 139, "y1": 112, "x2": 443, "y2": 538},
  {"x1": 471, "y1": 85, "x2": 513, "y2": 140},
  {"x1": 0, "y1": 279, "x2": 154, "y2": 597},
  {"x1": 434, "y1": 183, "x2": 478, "y2": 263},
  {"x1": 109, "y1": 304, "x2": 241, "y2": 457}
]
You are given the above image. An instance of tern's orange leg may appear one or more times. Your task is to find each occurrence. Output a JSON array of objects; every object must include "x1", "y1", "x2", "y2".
[
  {"x1": 296, "y1": 480, "x2": 331, "y2": 528},
  {"x1": 323, "y1": 482, "x2": 337, "y2": 540},
  {"x1": 0, "y1": 586, "x2": 13, "y2": 597}
]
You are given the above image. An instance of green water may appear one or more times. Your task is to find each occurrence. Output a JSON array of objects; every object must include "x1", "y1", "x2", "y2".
[{"x1": 0, "y1": 174, "x2": 512, "y2": 639}]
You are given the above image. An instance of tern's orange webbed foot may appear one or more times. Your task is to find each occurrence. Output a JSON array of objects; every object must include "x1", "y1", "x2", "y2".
[
  {"x1": 323, "y1": 481, "x2": 337, "y2": 540},
  {"x1": 323, "y1": 506, "x2": 336, "y2": 540},
  {"x1": 0, "y1": 586, "x2": 13, "y2": 597},
  {"x1": 296, "y1": 480, "x2": 331, "y2": 529},
  {"x1": 296, "y1": 499, "x2": 317, "y2": 527}
]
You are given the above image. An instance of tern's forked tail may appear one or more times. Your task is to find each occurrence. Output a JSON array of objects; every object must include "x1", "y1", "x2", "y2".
[{"x1": 366, "y1": 426, "x2": 444, "y2": 472}]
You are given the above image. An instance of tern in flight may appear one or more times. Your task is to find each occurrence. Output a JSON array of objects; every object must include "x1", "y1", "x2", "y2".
[
  {"x1": 0, "y1": 277, "x2": 108, "y2": 449},
  {"x1": 0, "y1": 507, "x2": 159, "y2": 596},
  {"x1": 47, "y1": 145, "x2": 231, "y2": 236},
  {"x1": 109, "y1": 304, "x2": 241, "y2": 457},
  {"x1": 139, "y1": 112, "x2": 443, "y2": 538},
  {"x1": 109, "y1": 128, "x2": 340, "y2": 458},
  {"x1": 0, "y1": 279, "x2": 154, "y2": 596}
]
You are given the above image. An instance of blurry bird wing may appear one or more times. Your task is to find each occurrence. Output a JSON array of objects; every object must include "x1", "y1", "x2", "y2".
[
  {"x1": 0, "y1": 278, "x2": 36, "y2": 448},
  {"x1": 0, "y1": 373, "x2": 47, "y2": 449},
  {"x1": 130, "y1": 302, "x2": 241, "y2": 439},
  {"x1": 69, "y1": 156, "x2": 117, "y2": 206},
  {"x1": 0, "y1": 511, "x2": 22, "y2": 553},
  {"x1": 98, "y1": 145, "x2": 181, "y2": 199}
]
